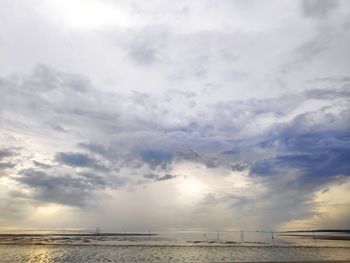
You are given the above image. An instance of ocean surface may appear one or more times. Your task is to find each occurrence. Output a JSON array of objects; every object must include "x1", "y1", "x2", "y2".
[{"x1": 1, "y1": 230, "x2": 350, "y2": 262}]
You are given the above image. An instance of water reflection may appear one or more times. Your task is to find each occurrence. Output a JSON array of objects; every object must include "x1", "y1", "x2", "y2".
[{"x1": 27, "y1": 246, "x2": 55, "y2": 263}]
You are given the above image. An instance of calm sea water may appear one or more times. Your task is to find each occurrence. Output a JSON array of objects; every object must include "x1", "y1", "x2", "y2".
[
  {"x1": 1, "y1": 231, "x2": 350, "y2": 262},
  {"x1": 1, "y1": 244, "x2": 350, "y2": 262}
]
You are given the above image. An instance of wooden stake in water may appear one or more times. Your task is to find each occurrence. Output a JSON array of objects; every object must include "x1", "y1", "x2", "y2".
[
  {"x1": 95, "y1": 227, "x2": 100, "y2": 241},
  {"x1": 240, "y1": 230, "x2": 245, "y2": 243},
  {"x1": 271, "y1": 231, "x2": 274, "y2": 245}
]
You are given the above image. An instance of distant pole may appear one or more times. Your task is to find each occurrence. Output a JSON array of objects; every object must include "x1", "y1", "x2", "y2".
[
  {"x1": 204, "y1": 233, "x2": 206, "y2": 239},
  {"x1": 271, "y1": 231, "x2": 274, "y2": 245},
  {"x1": 240, "y1": 230, "x2": 245, "y2": 243}
]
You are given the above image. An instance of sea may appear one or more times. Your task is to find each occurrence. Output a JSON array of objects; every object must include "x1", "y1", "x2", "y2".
[{"x1": 0, "y1": 230, "x2": 349, "y2": 262}]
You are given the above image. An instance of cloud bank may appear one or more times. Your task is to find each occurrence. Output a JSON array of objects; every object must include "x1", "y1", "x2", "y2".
[{"x1": 0, "y1": 0, "x2": 349, "y2": 231}]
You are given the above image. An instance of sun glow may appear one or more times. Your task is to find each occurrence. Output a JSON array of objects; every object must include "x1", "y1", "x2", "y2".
[
  {"x1": 39, "y1": 0, "x2": 130, "y2": 30},
  {"x1": 35, "y1": 204, "x2": 64, "y2": 217},
  {"x1": 177, "y1": 176, "x2": 207, "y2": 200}
]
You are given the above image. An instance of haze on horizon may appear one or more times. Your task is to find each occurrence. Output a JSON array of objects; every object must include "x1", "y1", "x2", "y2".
[{"x1": 0, "y1": 0, "x2": 350, "y2": 232}]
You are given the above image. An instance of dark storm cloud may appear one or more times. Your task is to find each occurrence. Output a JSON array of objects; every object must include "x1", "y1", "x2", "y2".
[
  {"x1": 63, "y1": 86, "x2": 349, "y2": 184},
  {"x1": 73, "y1": 86, "x2": 349, "y2": 189},
  {"x1": 78, "y1": 142, "x2": 166, "y2": 171},
  {"x1": 55, "y1": 152, "x2": 97, "y2": 167},
  {"x1": 157, "y1": 174, "x2": 175, "y2": 181},
  {"x1": 33, "y1": 160, "x2": 52, "y2": 169},
  {"x1": 78, "y1": 142, "x2": 112, "y2": 159},
  {"x1": 0, "y1": 60, "x2": 349, "y2": 229},
  {"x1": 143, "y1": 173, "x2": 158, "y2": 179},
  {"x1": 0, "y1": 148, "x2": 14, "y2": 159},
  {"x1": 55, "y1": 152, "x2": 111, "y2": 173},
  {"x1": 180, "y1": 87, "x2": 350, "y2": 220},
  {"x1": 230, "y1": 163, "x2": 248, "y2": 172},
  {"x1": 251, "y1": 127, "x2": 350, "y2": 194},
  {"x1": 16, "y1": 168, "x2": 111, "y2": 206},
  {"x1": 79, "y1": 172, "x2": 112, "y2": 188},
  {"x1": 0, "y1": 162, "x2": 15, "y2": 170},
  {"x1": 0, "y1": 148, "x2": 17, "y2": 172},
  {"x1": 302, "y1": 0, "x2": 338, "y2": 18},
  {"x1": 79, "y1": 142, "x2": 144, "y2": 171},
  {"x1": 139, "y1": 149, "x2": 173, "y2": 169},
  {"x1": 143, "y1": 173, "x2": 176, "y2": 181},
  {"x1": 251, "y1": 149, "x2": 350, "y2": 181}
]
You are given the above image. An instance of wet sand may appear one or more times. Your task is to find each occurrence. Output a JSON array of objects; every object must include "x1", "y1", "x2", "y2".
[
  {"x1": 1, "y1": 244, "x2": 350, "y2": 262},
  {"x1": 1, "y1": 231, "x2": 350, "y2": 262}
]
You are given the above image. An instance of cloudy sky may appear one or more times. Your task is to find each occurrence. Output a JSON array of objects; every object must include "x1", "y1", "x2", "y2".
[{"x1": 0, "y1": 0, "x2": 350, "y2": 231}]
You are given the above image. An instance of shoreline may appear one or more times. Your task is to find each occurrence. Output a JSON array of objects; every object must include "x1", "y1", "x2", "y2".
[{"x1": 0, "y1": 242, "x2": 350, "y2": 249}]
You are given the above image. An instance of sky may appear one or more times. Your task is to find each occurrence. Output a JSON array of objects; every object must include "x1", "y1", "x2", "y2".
[{"x1": 0, "y1": 0, "x2": 350, "y2": 231}]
